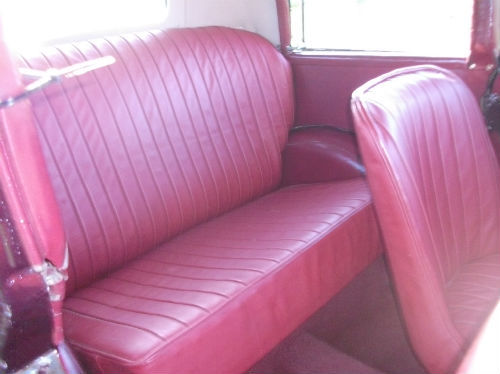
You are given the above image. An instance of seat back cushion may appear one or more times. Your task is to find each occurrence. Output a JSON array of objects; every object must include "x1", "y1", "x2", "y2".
[
  {"x1": 353, "y1": 65, "x2": 500, "y2": 282},
  {"x1": 352, "y1": 65, "x2": 500, "y2": 373},
  {"x1": 22, "y1": 27, "x2": 294, "y2": 293}
]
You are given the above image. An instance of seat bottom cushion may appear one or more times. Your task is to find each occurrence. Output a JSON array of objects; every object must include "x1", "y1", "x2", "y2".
[
  {"x1": 63, "y1": 178, "x2": 382, "y2": 374},
  {"x1": 446, "y1": 254, "x2": 500, "y2": 342}
]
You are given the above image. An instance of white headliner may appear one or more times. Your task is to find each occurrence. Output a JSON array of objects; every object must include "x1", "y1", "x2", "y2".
[{"x1": 165, "y1": 0, "x2": 280, "y2": 46}]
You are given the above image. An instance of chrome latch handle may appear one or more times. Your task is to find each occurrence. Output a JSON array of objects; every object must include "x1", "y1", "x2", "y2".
[{"x1": 0, "y1": 55, "x2": 116, "y2": 109}]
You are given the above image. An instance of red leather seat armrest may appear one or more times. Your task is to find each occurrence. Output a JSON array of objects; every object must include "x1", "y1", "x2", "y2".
[{"x1": 281, "y1": 125, "x2": 365, "y2": 186}]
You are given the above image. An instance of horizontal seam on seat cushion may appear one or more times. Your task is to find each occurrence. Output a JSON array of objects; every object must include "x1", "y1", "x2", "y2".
[{"x1": 65, "y1": 189, "x2": 373, "y2": 365}]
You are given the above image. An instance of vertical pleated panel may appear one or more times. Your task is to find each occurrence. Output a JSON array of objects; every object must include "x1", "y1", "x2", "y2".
[
  {"x1": 22, "y1": 27, "x2": 294, "y2": 292},
  {"x1": 352, "y1": 65, "x2": 500, "y2": 373},
  {"x1": 354, "y1": 67, "x2": 500, "y2": 283}
]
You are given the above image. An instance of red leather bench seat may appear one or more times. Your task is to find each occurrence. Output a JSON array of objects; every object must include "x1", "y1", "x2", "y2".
[
  {"x1": 23, "y1": 27, "x2": 381, "y2": 373},
  {"x1": 64, "y1": 179, "x2": 379, "y2": 373}
]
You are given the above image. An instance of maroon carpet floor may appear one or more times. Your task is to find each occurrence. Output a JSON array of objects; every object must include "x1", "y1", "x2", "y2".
[{"x1": 246, "y1": 256, "x2": 427, "y2": 374}]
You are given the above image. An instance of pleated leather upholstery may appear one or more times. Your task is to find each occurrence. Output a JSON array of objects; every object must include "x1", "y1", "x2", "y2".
[
  {"x1": 446, "y1": 254, "x2": 500, "y2": 341},
  {"x1": 22, "y1": 27, "x2": 293, "y2": 293},
  {"x1": 64, "y1": 179, "x2": 381, "y2": 374},
  {"x1": 352, "y1": 65, "x2": 500, "y2": 374},
  {"x1": 23, "y1": 27, "x2": 382, "y2": 374}
]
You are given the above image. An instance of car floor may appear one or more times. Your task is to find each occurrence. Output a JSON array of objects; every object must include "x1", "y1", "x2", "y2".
[{"x1": 246, "y1": 256, "x2": 428, "y2": 374}]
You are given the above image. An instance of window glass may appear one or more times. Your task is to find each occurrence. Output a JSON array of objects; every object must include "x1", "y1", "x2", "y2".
[
  {"x1": 290, "y1": 0, "x2": 473, "y2": 57},
  {"x1": 2, "y1": 0, "x2": 168, "y2": 52}
]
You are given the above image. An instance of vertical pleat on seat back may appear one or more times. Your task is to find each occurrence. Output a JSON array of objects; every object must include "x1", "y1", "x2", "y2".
[
  {"x1": 352, "y1": 65, "x2": 500, "y2": 373},
  {"x1": 354, "y1": 66, "x2": 500, "y2": 281},
  {"x1": 22, "y1": 27, "x2": 294, "y2": 293}
]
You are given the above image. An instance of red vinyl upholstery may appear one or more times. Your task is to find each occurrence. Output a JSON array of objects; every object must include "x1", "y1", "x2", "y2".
[
  {"x1": 22, "y1": 27, "x2": 294, "y2": 293},
  {"x1": 281, "y1": 126, "x2": 365, "y2": 186},
  {"x1": 24, "y1": 27, "x2": 382, "y2": 374},
  {"x1": 352, "y1": 65, "x2": 500, "y2": 374},
  {"x1": 64, "y1": 179, "x2": 380, "y2": 373}
]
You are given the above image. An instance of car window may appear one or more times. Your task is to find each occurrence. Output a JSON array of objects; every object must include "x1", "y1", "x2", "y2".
[
  {"x1": 2, "y1": 0, "x2": 168, "y2": 51},
  {"x1": 290, "y1": 0, "x2": 473, "y2": 57}
]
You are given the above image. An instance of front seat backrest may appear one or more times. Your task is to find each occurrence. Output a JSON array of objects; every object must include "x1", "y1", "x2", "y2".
[{"x1": 351, "y1": 65, "x2": 500, "y2": 373}]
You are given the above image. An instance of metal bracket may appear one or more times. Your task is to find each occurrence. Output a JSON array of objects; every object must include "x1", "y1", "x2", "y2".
[
  {"x1": 36, "y1": 261, "x2": 67, "y2": 287},
  {"x1": 0, "y1": 56, "x2": 115, "y2": 110},
  {"x1": 33, "y1": 250, "x2": 69, "y2": 302},
  {"x1": 12, "y1": 349, "x2": 66, "y2": 374}
]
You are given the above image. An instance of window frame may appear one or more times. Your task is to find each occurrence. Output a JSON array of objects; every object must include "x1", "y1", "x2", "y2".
[{"x1": 277, "y1": 0, "x2": 497, "y2": 70}]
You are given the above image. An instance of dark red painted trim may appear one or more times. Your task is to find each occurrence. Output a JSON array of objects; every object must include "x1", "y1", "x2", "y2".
[
  {"x1": 0, "y1": 189, "x2": 54, "y2": 372},
  {"x1": 469, "y1": 0, "x2": 496, "y2": 69},
  {"x1": 276, "y1": 0, "x2": 291, "y2": 53},
  {"x1": 0, "y1": 19, "x2": 56, "y2": 372},
  {"x1": 288, "y1": 55, "x2": 467, "y2": 68},
  {"x1": 0, "y1": 17, "x2": 78, "y2": 373}
]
